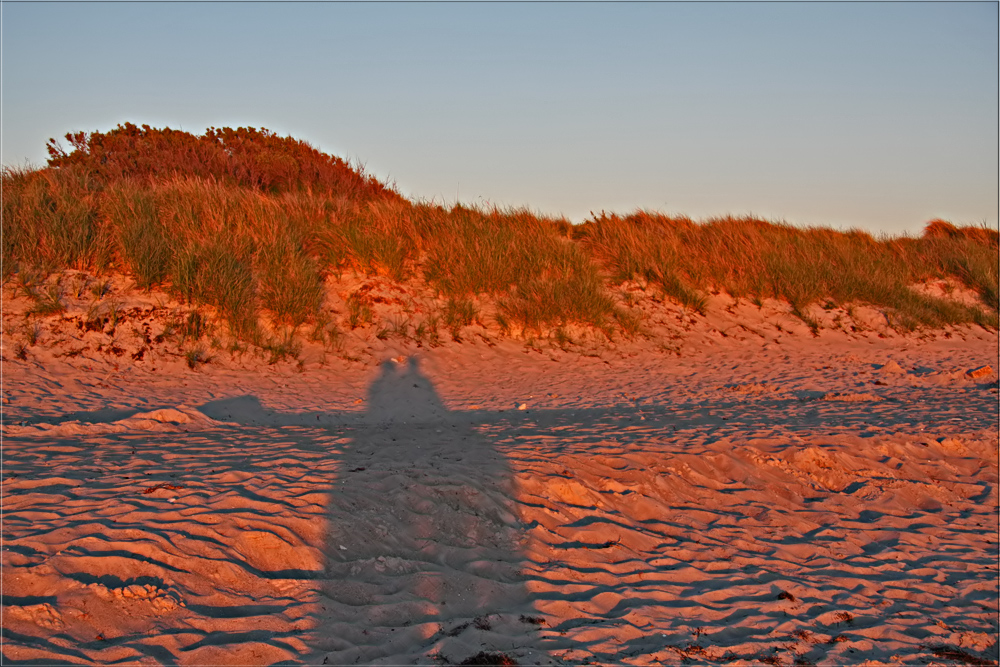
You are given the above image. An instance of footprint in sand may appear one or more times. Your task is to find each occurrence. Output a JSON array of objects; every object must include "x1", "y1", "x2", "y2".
[
  {"x1": 89, "y1": 582, "x2": 183, "y2": 612},
  {"x1": 5, "y1": 603, "x2": 65, "y2": 629},
  {"x1": 233, "y1": 530, "x2": 323, "y2": 573},
  {"x1": 818, "y1": 391, "x2": 882, "y2": 402},
  {"x1": 725, "y1": 382, "x2": 781, "y2": 395}
]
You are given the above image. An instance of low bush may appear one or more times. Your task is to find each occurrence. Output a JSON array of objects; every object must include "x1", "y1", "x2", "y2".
[{"x1": 45, "y1": 123, "x2": 401, "y2": 201}]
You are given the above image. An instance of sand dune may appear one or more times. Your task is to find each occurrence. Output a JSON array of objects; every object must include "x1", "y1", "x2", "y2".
[{"x1": 3, "y1": 302, "x2": 998, "y2": 664}]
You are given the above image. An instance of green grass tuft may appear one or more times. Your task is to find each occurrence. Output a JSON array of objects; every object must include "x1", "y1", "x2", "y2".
[
  {"x1": 104, "y1": 181, "x2": 172, "y2": 288},
  {"x1": 444, "y1": 297, "x2": 478, "y2": 339},
  {"x1": 28, "y1": 284, "x2": 66, "y2": 316},
  {"x1": 185, "y1": 346, "x2": 213, "y2": 369},
  {"x1": 347, "y1": 293, "x2": 374, "y2": 330}
]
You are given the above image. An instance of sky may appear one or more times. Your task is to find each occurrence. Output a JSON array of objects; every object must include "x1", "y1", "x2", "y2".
[{"x1": 2, "y1": 2, "x2": 997, "y2": 235}]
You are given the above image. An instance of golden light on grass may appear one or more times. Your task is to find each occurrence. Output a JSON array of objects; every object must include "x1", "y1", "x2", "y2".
[{"x1": 5, "y1": 124, "x2": 996, "y2": 358}]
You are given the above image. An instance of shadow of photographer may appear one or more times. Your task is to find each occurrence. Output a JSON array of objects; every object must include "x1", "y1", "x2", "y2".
[{"x1": 307, "y1": 357, "x2": 540, "y2": 664}]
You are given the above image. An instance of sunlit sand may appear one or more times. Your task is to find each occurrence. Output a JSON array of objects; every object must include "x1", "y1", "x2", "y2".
[{"x1": 3, "y1": 277, "x2": 997, "y2": 665}]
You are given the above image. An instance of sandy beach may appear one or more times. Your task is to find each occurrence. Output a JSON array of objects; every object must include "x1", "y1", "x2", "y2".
[{"x1": 2, "y1": 277, "x2": 998, "y2": 665}]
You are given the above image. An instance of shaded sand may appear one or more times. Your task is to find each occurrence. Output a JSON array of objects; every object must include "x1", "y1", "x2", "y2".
[{"x1": 3, "y1": 301, "x2": 999, "y2": 664}]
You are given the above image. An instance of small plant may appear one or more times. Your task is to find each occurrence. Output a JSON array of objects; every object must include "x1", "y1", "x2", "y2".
[
  {"x1": 425, "y1": 315, "x2": 442, "y2": 347},
  {"x1": 181, "y1": 311, "x2": 207, "y2": 341},
  {"x1": 28, "y1": 284, "x2": 65, "y2": 316},
  {"x1": 388, "y1": 315, "x2": 409, "y2": 340},
  {"x1": 347, "y1": 293, "x2": 373, "y2": 329},
  {"x1": 444, "y1": 297, "x2": 478, "y2": 327},
  {"x1": 15, "y1": 270, "x2": 42, "y2": 300},
  {"x1": 83, "y1": 301, "x2": 105, "y2": 331},
  {"x1": 375, "y1": 326, "x2": 391, "y2": 341},
  {"x1": 73, "y1": 275, "x2": 90, "y2": 298},
  {"x1": 14, "y1": 341, "x2": 28, "y2": 360},
  {"x1": 494, "y1": 311, "x2": 511, "y2": 336},
  {"x1": 105, "y1": 300, "x2": 122, "y2": 334},
  {"x1": 263, "y1": 331, "x2": 301, "y2": 364},
  {"x1": 444, "y1": 297, "x2": 478, "y2": 340},
  {"x1": 413, "y1": 319, "x2": 427, "y2": 344},
  {"x1": 657, "y1": 341, "x2": 681, "y2": 355},
  {"x1": 614, "y1": 308, "x2": 643, "y2": 339},
  {"x1": 228, "y1": 339, "x2": 247, "y2": 358},
  {"x1": 185, "y1": 346, "x2": 212, "y2": 369},
  {"x1": 553, "y1": 327, "x2": 573, "y2": 349},
  {"x1": 90, "y1": 279, "x2": 111, "y2": 300},
  {"x1": 325, "y1": 323, "x2": 345, "y2": 351},
  {"x1": 885, "y1": 310, "x2": 920, "y2": 333},
  {"x1": 791, "y1": 305, "x2": 821, "y2": 336},
  {"x1": 667, "y1": 279, "x2": 708, "y2": 315},
  {"x1": 160, "y1": 319, "x2": 179, "y2": 342},
  {"x1": 309, "y1": 313, "x2": 332, "y2": 343},
  {"x1": 24, "y1": 321, "x2": 41, "y2": 346}
]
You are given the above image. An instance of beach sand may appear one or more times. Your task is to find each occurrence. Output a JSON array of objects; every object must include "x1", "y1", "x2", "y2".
[{"x1": 2, "y1": 277, "x2": 998, "y2": 665}]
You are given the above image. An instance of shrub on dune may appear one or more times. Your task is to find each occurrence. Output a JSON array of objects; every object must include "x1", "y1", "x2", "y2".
[{"x1": 45, "y1": 122, "x2": 401, "y2": 201}]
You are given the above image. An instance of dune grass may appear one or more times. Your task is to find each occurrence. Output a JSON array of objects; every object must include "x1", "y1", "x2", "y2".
[
  {"x1": 3, "y1": 123, "x2": 998, "y2": 349},
  {"x1": 578, "y1": 211, "x2": 997, "y2": 331},
  {"x1": 903, "y1": 221, "x2": 999, "y2": 311},
  {"x1": 316, "y1": 198, "x2": 420, "y2": 281},
  {"x1": 414, "y1": 204, "x2": 619, "y2": 333},
  {"x1": 2, "y1": 165, "x2": 104, "y2": 277}
]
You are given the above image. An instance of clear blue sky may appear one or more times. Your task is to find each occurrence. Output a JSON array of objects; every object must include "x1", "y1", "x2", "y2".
[{"x1": 2, "y1": 2, "x2": 997, "y2": 234}]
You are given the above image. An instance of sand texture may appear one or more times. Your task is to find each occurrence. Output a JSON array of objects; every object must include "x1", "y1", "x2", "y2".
[{"x1": 2, "y1": 281, "x2": 999, "y2": 665}]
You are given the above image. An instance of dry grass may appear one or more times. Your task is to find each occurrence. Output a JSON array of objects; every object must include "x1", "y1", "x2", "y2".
[
  {"x1": 415, "y1": 204, "x2": 618, "y2": 333},
  {"x1": 3, "y1": 124, "x2": 997, "y2": 349},
  {"x1": 578, "y1": 211, "x2": 997, "y2": 330},
  {"x1": 315, "y1": 198, "x2": 419, "y2": 281},
  {"x1": 2, "y1": 165, "x2": 103, "y2": 277}
]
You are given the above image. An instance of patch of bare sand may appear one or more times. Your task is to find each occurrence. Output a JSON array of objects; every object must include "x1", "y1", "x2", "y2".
[{"x1": 2, "y1": 279, "x2": 998, "y2": 665}]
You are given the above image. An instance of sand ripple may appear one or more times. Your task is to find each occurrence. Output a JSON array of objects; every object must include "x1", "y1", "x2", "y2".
[{"x1": 3, "y1": 347, "x2": 997, "y2": 665}]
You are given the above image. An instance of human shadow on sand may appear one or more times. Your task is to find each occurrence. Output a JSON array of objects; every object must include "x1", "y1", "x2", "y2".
[{"x1": 303, "y1": 357, "x2": 540, "y2": 664}]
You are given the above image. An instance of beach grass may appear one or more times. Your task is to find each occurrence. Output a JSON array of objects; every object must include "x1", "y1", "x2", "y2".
[
  {"x1": 578, "y1": 211, "x2": 997, "y2": 330},
  {"x1": 4, "y1": 123, "x2": 997, "y2": 345}
]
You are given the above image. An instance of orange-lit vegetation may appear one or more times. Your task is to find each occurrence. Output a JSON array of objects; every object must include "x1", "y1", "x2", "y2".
[
  {"x1": 44, "y1": 123, "x2": 398, "y2": 200},
  {"x1": 578, "y1": 212, "x2": 998, "y2": 332},
  {"x1": 3, "y1": 123, "x2": 997, "y2": 349}
]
